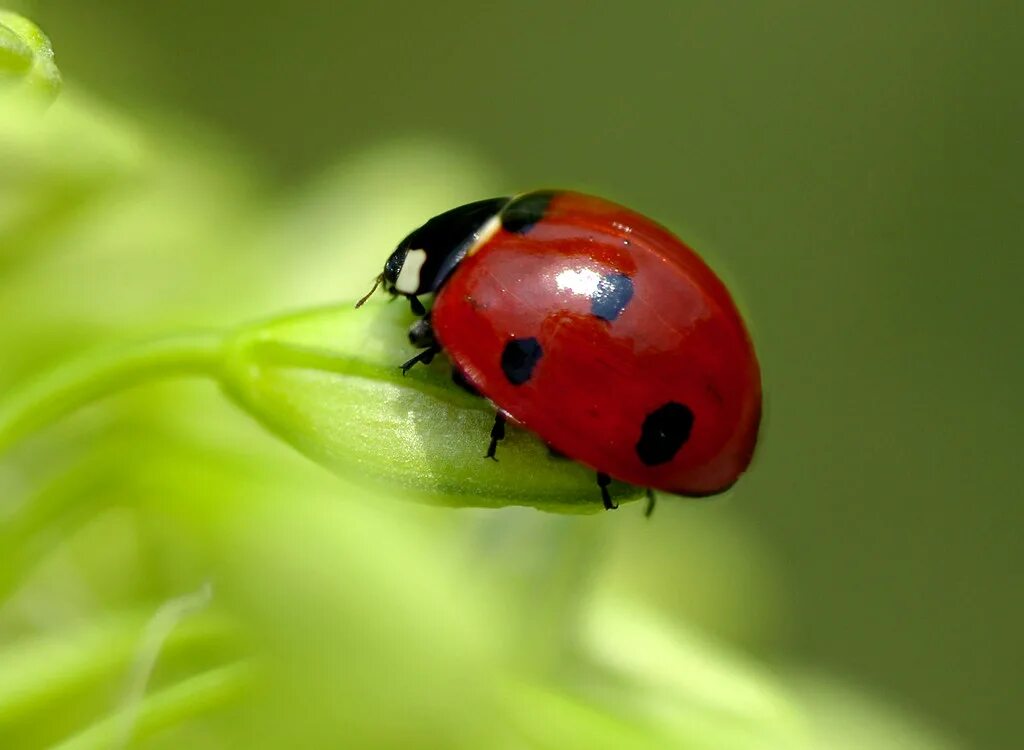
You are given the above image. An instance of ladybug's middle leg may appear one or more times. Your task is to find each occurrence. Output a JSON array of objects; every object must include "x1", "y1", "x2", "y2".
[
  {"x1": 447, "y1": 367, "x2": 506, "y2": 460},
  {"x1": 485, "y1": 412, "x2": 506, "y2": 461}
]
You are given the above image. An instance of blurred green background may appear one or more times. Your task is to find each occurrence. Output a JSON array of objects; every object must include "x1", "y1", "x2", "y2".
[{"x1": 2, "y1": 2, "x2": 1021, "y2": 748}]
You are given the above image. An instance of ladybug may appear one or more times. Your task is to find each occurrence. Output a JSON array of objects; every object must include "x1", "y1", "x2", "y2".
[{"x1": 357, "y1": 191, "x2": 761, "y2": 512}]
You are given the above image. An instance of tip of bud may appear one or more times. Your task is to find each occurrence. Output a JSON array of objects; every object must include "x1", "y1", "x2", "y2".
[{"x1": 0, "y1": 11, "x2": 61, "y2": 102}]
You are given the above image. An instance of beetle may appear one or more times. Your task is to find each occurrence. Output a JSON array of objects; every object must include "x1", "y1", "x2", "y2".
[{"x1": 357, "y1": 191, "x2": 761, "y2": 511}]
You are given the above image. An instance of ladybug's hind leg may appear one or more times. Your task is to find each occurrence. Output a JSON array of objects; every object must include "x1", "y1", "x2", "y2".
[
  {"x1": 596, "y1": 472, "x2": 618, "y2": 511},
  {"x1": 644, "y1": 488, "x2": 657, "y2": 517}
]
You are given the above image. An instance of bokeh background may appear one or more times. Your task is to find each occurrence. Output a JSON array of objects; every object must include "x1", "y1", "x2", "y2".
[{"x1": 2, "y1": 2, "x2": 1021, "y2": 748}]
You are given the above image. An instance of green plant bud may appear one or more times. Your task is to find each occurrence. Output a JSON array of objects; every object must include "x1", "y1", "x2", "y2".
[
  {"x1": 222, "y1": 301, "x2": 645, "y2": 513},
  {"x1": 0, "y1": 11, "x2": 60, "y2": 101},
  {"x1": 0, "y1": 18, "x2": 30, "y2": 74}
]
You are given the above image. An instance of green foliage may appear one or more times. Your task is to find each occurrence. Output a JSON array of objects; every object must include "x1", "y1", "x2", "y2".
[{"x1": 0, "y1": 11, "x2": 960, "y2": 749}]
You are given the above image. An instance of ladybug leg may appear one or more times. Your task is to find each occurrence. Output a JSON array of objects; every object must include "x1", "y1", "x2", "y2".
[
  {"x1": 644, "y1": 489, "x2": 657, "y2": 518},
  {"x1": 485, "y1": 412, "x2": 506, "y2": 461},
  {"x1": 596, "y1": 472, "x2": 618, "y2": 511},
  {"x1": 408, "y1": 314, "x2": 435, "y2": 348},
  {"x1": 407, "y1": 295, "x2": 426, "y2": 316},
  {"x1": 401, "y1": 315, "x2": 440, "y2": 374},
  {"x1": 400, "y1": 345, "x2": 440, "y2": 374}
]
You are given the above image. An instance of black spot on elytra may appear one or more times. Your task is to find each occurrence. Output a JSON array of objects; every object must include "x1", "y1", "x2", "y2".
[
  {"x1": 501, "y1": 191, "x2": 557, "y2": 234},
  {"x1": 501, "y1": 337, "x2": 543, "y2": 385},
  {"x1": 635, "y1": 402, "x2": 694, "y2": 466},
  {"x1": 591, "y1": 273, "x2": 634, "y2": 321}
]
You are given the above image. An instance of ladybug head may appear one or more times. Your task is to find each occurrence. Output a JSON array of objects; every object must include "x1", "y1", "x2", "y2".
[
  {"x1": 356, "y1": 196, "x2": 509, "y2": 309},
  {"x1": 380, "y1": 242, "x2": 425, "y2": 297}
]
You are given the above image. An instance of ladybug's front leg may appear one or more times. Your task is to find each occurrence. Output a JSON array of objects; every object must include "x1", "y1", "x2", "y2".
[
  {"x1": 400, "y1": 346, "x2": 440, "y2": 374},
  {"x1": 407, "y1": 295, "x2": 426, "y2": 316}
]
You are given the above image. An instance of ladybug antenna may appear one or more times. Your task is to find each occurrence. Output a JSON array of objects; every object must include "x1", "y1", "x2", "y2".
[{"x1": 355, "y1": 274, "x2": 384, "y2": 308}]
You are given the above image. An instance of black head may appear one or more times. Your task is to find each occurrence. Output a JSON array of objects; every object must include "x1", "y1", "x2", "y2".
[{"x1": 376, "y1": 196, "x2": 509, "y2": 300}]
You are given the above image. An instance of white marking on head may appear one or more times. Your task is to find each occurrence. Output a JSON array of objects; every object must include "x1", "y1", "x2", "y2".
[
  {"x1": 556, "y1": 267, "x2": 602, "y2": 297},
  {"x1": 395, "y1": 248, "x2": 428, "y2": 294}
]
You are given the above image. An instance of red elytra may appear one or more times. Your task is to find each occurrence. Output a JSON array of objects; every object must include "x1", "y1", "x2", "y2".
[{"x1": 365, "y1": 190, "x2": 761, "y2": 502}]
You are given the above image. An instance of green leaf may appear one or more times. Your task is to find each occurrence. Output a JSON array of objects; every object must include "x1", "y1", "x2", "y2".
[{"x1": 221, "y1": 300, "x2": 645, "y2": 513}]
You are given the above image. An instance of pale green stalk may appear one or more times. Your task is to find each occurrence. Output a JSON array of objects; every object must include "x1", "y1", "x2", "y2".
[
  {"x1": 0, "y1": 332, "x2": 226, "y2": 454},
  {"x1": 50, "y1": 662, "x2": 252, "y2": 750}
]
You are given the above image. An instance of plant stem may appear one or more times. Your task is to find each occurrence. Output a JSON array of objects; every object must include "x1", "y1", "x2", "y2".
[{"x1": 0, "y1": 332, "x2": 226, "y2": 455}]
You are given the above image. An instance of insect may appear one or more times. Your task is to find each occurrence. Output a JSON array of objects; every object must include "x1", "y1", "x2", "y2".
[{"x1": 357, "y1": 191, "x2": 761, "y2": 512}]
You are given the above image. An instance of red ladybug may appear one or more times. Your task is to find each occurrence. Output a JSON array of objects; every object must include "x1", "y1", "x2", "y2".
[{"x1": 358, "y1": 191, "x2": 761, "y2": 511}]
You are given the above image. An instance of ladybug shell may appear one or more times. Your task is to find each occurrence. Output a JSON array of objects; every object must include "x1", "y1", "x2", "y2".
[{"x1": 431, "y1": 192, "x2": 761, "y2": 496}]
